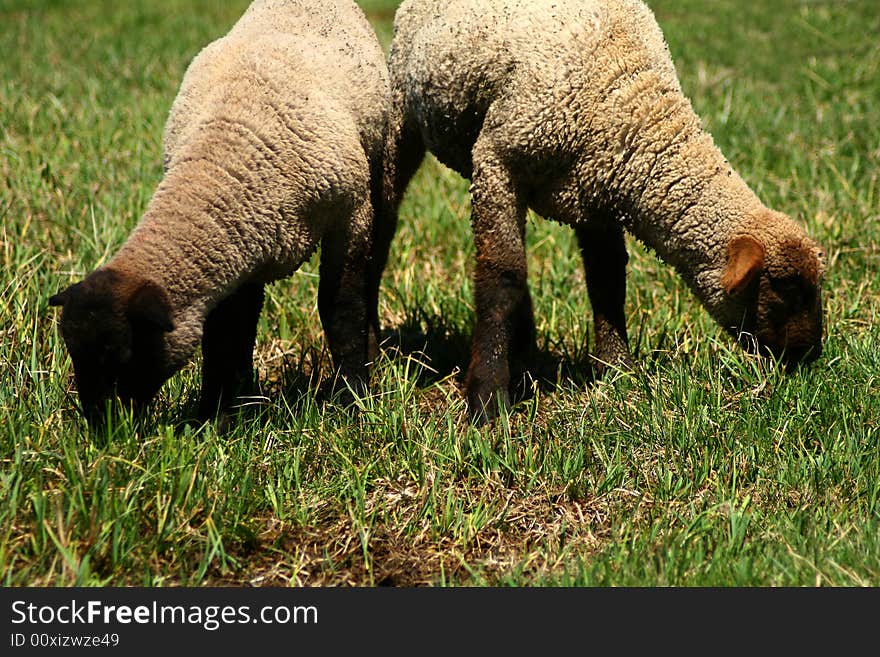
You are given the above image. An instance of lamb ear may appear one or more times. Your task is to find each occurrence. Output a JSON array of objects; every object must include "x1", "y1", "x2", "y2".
[
  {"x1": 126, "y1": 281, "x2": 174, "y2": 332},
  {"x1": 49, "y1": 285, "x2": 75, "y2": 307},
  {"x1": 722, "y1": 235, "x2": 765, "y2": 296},
  {"x1": 49, "y1": 291, "x2": 69, "y2": 307}
]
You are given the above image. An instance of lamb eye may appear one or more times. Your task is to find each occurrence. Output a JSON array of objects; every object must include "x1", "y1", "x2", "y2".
[{"x1": 771, "y1": 278, "x2": 807, "y2": 308}]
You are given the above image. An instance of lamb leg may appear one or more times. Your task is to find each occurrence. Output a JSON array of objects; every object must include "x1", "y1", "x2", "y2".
[
  {"x1": 465, "y1": 144, "x2": 530, "y2": 424},
  {"x1": 199, "y1": 281, "x2": 265, "y2": 420},
  {"x1": 575, "y1": 219, "x2": 634, "y2": 377}
]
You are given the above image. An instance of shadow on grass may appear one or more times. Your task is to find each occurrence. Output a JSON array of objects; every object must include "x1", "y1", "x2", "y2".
[
  {"x1": 377, "y1": 306, "x2": 597, "y2": 401},
  {"x1": 65, "y1": 311, "x2": 684, "y2": 442},
  {"x1": 136, "y1": 304, "x2": 625, "y2": 436}
]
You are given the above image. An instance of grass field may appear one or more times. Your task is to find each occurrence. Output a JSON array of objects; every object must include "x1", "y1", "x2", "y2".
[{"x1": 1, "y1": 0, "x2": 878, "y2": 587}]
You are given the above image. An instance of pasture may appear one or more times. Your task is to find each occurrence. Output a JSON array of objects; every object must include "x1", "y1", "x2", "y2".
[{"x1": 1, "y1": 0, "x2": 878, "y2": 586}]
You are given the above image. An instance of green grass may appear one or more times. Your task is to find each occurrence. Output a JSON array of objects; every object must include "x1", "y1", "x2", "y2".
[{"x1": 1, "y1": 0, "x2": 878, "y2": 586}]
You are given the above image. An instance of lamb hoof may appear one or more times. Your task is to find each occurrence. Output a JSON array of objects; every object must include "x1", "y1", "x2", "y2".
[
  {"x1": 590, "y1": 351, "x2": 635, "y2": 380},
  {"x1": 199, "y1": 398, "x2": 259, "y2": 433},
  {"x1": 466, "y1": 384, "x2": 510, "y2": 426},
  {"x1": 214, "y1": 409, "x2": 238, "y2": 435},
  {"x1": 318, "y1": 375, "x2": 368, "y2": 411},
  {"x1": 510, "y1": 370, "x2": 539, "y2": 404}
]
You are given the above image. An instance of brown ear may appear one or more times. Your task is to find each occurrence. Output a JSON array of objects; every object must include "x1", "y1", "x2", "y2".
[
  {"x1": 49, "y1": 292, "x2": 67, "y2": 307},
  {"x1": 126, "y1": 281, "x2": 174, "y2": 332},
  {"x1": 722, "y1": 235, "x2": 765, "y2": 296},
  {"x1": 49, "y1": 285, "x2": 75, "y2": 307}
]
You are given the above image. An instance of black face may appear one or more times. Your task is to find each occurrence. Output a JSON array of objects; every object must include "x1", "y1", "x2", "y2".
[
  {"x1": 735, "y1": 272, "x2": 824, "y2": 366},
  {"x1": 61, "y1": 297, "x2": 134, "y2": 424},
  {"x1": 50, "y1": 270, "x2": 174, "y2": 426},
  {"x1": 759, "y1": 274, "x2": 823, "y2": 364}
]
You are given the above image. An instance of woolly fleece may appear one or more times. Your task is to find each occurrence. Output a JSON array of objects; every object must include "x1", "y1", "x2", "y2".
[
  {"x1": 52, "y1": 0, "x2": 389, "y2": 417},
  {"x1": 379, "y1": 0, "x2": 826, "y2": 419}
]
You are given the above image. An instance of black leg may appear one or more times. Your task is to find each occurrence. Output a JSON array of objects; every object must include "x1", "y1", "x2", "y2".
[
  {"x1": 464, "y1": 144, "x2": 528, "y2": 424},
  {"x1": 575, "y1": 219, "x2": 633, "y2": 377},
  {"x1": 366, "y1": 90, "x2": 426, "y2": 360},
  {"x1": 320, "y1": 201, "x2": 374, "y2": 403},
  {"x1": 508, "y1": 221, "x2": 538, "y2": 403},
  {"x1": 198, "y1": 281, "x2": 265, "y2": 420}
]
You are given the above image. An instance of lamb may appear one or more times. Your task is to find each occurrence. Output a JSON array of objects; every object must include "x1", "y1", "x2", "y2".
[
  {"x1": 49, "y1": 0, "x2": 389, "y2": 425},
  {"x1": 370, "y1": 0, "x2": 826, "y2": 423}
]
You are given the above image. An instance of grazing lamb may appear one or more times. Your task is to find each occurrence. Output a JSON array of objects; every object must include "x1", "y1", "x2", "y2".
[
  {"x1": 370, "y1": 0, "x2": 826, "y2": 423},
  {"x1": 49, "y1": 0, "x2": 389, "y2": 425}
]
